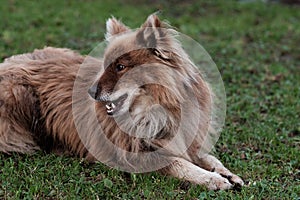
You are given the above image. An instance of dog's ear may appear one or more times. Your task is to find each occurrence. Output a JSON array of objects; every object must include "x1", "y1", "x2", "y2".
[
  {"x1": 142, "y1": 14, "x2": 162, "y2": 28},
  {"x1": 105, "y1": 17, "x2": 130, "y2": 40},
  {"x1": 137, "y1": 14, "x2": 164, "y2": 48},
  {"x1": 137, "y1": 14, "x2": 172, "y2": 60}
]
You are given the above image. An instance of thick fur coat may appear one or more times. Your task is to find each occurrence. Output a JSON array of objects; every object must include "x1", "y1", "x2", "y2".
[{"x1": 0, "y1": 14, "x2": 243, "y2": 190}]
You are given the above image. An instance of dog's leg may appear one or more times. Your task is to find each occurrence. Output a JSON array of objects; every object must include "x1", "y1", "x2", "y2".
[
  {"x1": 193, "y1": 154, "x2": 244, "y2": 187},
  {"x1": 160, "y1": 157, "x2": 233, "y2": 190}
]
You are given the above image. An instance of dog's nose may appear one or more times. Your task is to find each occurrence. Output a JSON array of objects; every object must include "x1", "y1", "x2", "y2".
[{"x1": 88, "y1": 84, "x2": 98, "y2": 99}]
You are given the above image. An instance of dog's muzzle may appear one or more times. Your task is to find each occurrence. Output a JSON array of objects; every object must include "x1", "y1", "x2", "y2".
[
  {"x1": 88, "y1": 84, "x2": 128, "y2": 115},
  {"x1": 88, "y1": 84, "x2": 98, "y2": 100},
  {"x1": 88, "y1": 85, "x2": 110, "y2": 102}
]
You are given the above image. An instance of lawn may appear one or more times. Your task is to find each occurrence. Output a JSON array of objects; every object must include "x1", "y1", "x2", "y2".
[{"x1": 0, "y1": 0, "x2": 299, "y2": 199}]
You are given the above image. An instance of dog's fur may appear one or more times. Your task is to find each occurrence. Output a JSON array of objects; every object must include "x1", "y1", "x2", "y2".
[{"x1": 0, "y1": 14, "x2": 243, "y2": 190}]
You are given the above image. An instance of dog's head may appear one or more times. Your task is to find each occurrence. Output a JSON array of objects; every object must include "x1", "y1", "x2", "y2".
[{"x1": 88, "y1": 14, "x2": 205, "y2": 121}]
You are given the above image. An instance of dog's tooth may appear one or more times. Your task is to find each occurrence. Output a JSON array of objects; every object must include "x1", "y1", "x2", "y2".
[
  {"x1": 112, "y1": 103, "x2": 116, "y2": 109},
  {"x1": 106, "y1": 104, "x2": 111, "y2": 109}
]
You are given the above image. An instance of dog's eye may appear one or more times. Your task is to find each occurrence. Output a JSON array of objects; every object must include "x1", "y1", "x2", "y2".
[{"x1": 116, "y1": 64, "x2": 126, "y2": 72}]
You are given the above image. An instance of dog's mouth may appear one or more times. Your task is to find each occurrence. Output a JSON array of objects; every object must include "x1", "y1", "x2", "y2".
[{"x1": 105, "y1": 93, "x2": 128, "y2": 115}]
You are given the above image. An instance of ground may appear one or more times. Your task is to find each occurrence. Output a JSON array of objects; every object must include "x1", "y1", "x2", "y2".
[{"x1": 0, "y1": 0, "x2": 299, "y2": 199}]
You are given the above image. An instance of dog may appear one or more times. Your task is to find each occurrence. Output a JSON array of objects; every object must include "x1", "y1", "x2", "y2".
[{"x1": 0, "y1": 14, "x2": 244, "y2": 190}]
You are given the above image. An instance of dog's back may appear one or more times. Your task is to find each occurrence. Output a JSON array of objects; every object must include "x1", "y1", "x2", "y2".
[{"x1": 0, "y1": 47, "x2": 86, "y2": 154}]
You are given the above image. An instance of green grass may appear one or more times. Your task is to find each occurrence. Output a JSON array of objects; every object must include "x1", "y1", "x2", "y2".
[{"x1": 0, "y1": 0, "x2": 299, "y2": 199}]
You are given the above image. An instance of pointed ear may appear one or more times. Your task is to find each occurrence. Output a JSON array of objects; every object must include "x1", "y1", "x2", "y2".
[
  {"x1": 142, "y1": 14, "x2": 162, "y2": 28},
  {"x1": 137, "y1": 14, "x2": 164, "y2": 48},
  {"x1": 105, "y1": 17, "x2": 130, "y2": 40}
]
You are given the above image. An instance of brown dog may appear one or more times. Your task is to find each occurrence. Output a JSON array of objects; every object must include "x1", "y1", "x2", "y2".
[{"x1": 0, "y1": 14, "x2": 243, "y2": 190}]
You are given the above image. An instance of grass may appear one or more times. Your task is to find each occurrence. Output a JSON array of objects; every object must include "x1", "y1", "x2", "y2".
[{"x1": 0, "y1": 0, "x2": 299, "y2": 199}]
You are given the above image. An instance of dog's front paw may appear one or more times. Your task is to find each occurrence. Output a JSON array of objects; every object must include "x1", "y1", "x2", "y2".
[
  {"x1": 228, "y1": 174, "x2": 244, "y2": 187},
  {"x1": 220, "y1": 173, "x2": 244, "y2": 188},
  {"x1": 207, "y1": 173, "x2": 233, "y2": 190}
]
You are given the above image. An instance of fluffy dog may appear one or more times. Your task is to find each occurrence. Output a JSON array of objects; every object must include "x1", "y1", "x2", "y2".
[{"x1": 0, "y1": 14, "x2": 243, "y2": 190}]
